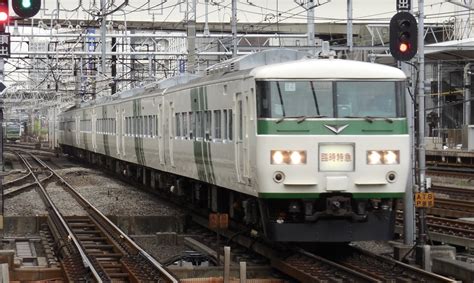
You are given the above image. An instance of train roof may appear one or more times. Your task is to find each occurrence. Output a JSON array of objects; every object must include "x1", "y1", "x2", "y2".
[{"x1": 250, "y1": 58, "x2": 407, "y2": 80}]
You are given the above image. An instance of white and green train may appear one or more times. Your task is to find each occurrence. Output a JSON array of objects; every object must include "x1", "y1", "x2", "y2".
[{"x1": 58, "y1": 49, "x2": 409, "y2": 242}]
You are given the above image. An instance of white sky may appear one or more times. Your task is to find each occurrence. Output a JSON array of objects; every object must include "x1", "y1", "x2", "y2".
[{"x1": 34, "y1": 0, "x2": 462, "y2": 25}]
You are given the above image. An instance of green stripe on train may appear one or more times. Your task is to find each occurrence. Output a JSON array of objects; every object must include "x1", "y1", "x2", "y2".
[
  {"x1": 257, "y1": 119, "x2": 408, "y2": 135},
  {"x1": 258, "y1": 192, "x2": 405, "y2": 199},
  {"x1": 191, "y1": 86, "x2": 216, "y2": 184}
]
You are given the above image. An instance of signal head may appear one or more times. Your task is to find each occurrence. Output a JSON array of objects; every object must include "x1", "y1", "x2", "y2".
[
  {"x1": 389, "y1": 12, "x2": 418, "y2": 61},
  {"x1": 13, "y1": 0, "x2": 41, "y2": 18}
]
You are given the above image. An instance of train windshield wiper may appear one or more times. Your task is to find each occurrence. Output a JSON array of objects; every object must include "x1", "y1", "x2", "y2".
[
  {"x1": 343, "y1": 116, "x2": 393, "y2": 123},
  {"x1": 275, "y1": 116, "x2": 305, "y2": 124},
  {"x1": 297, "y1": 115, "x2": 328, "y2": 123}
]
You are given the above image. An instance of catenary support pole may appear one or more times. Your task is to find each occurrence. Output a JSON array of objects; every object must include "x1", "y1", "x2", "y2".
[
  {"x1": 231, "y1": 0, "x2": 237, "y2": 57},
  {"x1": 402, "y1": 61, "x2": 415, "y2": 245},
  {"x1": 100, "y1": 0, "x2": 107, "y2": 79},
  {"x1": 307, "y1": 0, "x2": 315, "y2": 54},
  {"x1": 187, "y1": 0, "x2": 197, "y2": 72},
  {"x1": 347, "y1": 0, "x2": 353, "y2": 52}
]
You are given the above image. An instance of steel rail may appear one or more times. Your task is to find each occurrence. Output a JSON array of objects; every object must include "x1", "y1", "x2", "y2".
[
  {"x1": 2, "y1": 172, "x2": 31, "y2": 189},
  {"x1": 4, "y1": 173, "x2": 53, "y2": 198},
  {"x1": 16, "y1": 152, "x2": 104, "y2": 282},
  {"x1": 27, "y1": 152, "x2": 178, "y2": 283}
]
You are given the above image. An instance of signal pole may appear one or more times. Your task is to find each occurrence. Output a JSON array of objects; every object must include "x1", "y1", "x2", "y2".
[{"x1": 417, "y1": 0, "x2": 428, "y2": 256}]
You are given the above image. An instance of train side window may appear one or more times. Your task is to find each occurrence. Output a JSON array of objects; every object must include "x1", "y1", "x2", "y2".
[
  {"x1": 182, "y1": 112, "x2": 188, "y2": 139},
  {"x1": 214, "y1": 110, "x2": 221, "y2": 140},
  {"x1": 205, "y1": 111, "x2": 211, "y2": 141},
  {"x1": 145, "y1": 116, "x2": 149, "y2": 137},
  {"x1": 152, "y1": 115, "x2": 156, "y2": 137},
  {"x1": 189, "y1": 112, "x2": 194, "y2": 139},
  {"x1": 228, "y1": 109, "x2": 233, "y2": 141},
  {"x1": 198, "y1": 111, "x2": 204, "y2": 139},
  {"x1": 125, "y1": 117, "x2": 130, "y2": 136},
  {"x1": 125, "y1": 118, "x2": 128, "y2": 135},
  {"x1": 149, "y1": 116, "x2": 153, "y2": 137},
  {"x1": 175, "y1": 113, "x2": 181, "y2": 138},
  {"x1": 223, "y1": 110, "x2": 228, "y2": 141}
]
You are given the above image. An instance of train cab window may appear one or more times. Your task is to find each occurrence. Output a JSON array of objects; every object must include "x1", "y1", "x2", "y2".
[
  {"x1": 257, "y1": 80, "x2": 406, "y2": 119},
  {"x1": 256, "y1": 81, "x2": 333, "y2": 118},
  {"x1": 214, "y1": 110, "x2": 221, "y2": 140},
  {"x1": 336, "y1": 81, "x2": 404, "y2": 117}
]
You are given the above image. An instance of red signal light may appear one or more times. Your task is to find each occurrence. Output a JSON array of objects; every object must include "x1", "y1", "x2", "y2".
[
  {"x1": 0, "y1": 0, "x2": 8, "y2": 25},
  {"x1": 0, "y1": 12, "x2": 7, "y2": 22},
  {"x1": 399, "y1": 42, "x2": 409, "y2": 53}
]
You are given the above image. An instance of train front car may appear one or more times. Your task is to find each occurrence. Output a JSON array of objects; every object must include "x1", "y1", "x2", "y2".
[{"x1": 253, "y1": 59, "x2": 409, "y2": 242}]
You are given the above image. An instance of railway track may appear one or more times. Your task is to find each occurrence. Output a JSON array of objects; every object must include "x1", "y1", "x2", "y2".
[
  {"x1": 429, "y1": 198, "x2": 474, "y2": 218},
  {"x1": 190, "y1": 215, "x2": 454, "y2": 282},
  {"x1": 428, "y1": 167, "x2": 474, "y2": 179},
  {"x1": 396, "y1": 212, "x2": 474, "y2": 247},
  {"x1": 431, "y1": 185, "x2": 474, "y2": 200},
  {"x1": 16, "y1": 150, "x2": 178, "y2": 282}
]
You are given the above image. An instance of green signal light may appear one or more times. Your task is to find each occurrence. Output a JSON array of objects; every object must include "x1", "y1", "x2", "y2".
[{"x1": 22, "y1": 0, "x2": 32, "y2": 8}]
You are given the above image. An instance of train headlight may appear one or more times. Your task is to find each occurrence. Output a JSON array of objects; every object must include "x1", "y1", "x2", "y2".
[
  {"x1": 272, "y1": 150, "x2": 286, "y2": 164},
  {"x1": 290, "y1": 151, "x2": 306, "y2": 165},
  {"x1": 367, "y1": 150, "x2": 382, "y2": 165},
  {"x1": 271, "y1": 150, "x2": 306, "y2": 165},
  {"x1": 383, "y1": 150, "x2": 399, "y2": 165},
  {"x1": 367, "y1": 150, "x2": 400, "y2": 165}
]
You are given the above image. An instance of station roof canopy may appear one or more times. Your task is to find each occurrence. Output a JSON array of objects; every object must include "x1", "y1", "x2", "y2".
[{"x1": 425, "y1": 38, "x2": 474, "y2": 61}]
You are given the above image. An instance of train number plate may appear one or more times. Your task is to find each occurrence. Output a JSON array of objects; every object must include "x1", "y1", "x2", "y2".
[
  {"x1": 319, "y1": 143, "x2": 354, "y2": 172},
  {"x1": 415, "y1": 192, "x2": 435, "y2": 208}
]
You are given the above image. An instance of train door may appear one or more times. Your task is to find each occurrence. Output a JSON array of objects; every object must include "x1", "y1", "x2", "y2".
[
  {"x1": 115, "y1": 108, "x2": 120, "y2": 155},
  {"x1": 158, "y1": 102, "x2": 165, "y2": 165},
  {"x1": 235, "y1": 92, "x2": 249, "y2": 184},
  {"x1": 168, "y1": 101, "x2": 175, "y2": 167}
]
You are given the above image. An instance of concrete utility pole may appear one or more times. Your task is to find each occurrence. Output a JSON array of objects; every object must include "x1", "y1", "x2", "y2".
[
  {"x1": 187, "y1": 0, "x2": 197, "y2": 72},
  {"x1": 346, "y1": 0, "x2": 353, "y2": 52},
  {"x1": 402, "y1": 1, "x2": 417, "y2": 248},
  {"x1": 100, "y1": 0, "x2": 107, "y2": 78},
  {"x1": 204, "y1": 0, "x2": 210, "y2": 36},
  {"x1": 231, "y1": 0, "x2": 237, "y2": 57},
  {"x1": 307, "y1": 0, "x2": 315, "y2": 53},
  {"x1": 464, "y1": 63, "x2": 472, "y2": 125}
]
